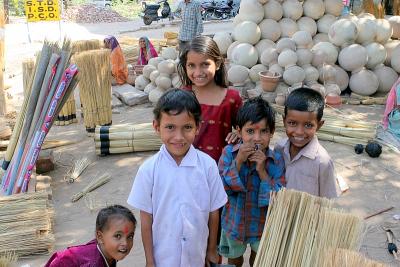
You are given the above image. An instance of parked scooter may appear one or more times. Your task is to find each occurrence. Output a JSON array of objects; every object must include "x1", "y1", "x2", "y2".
[
  {"x1": 140, "y1": 0, "x2": 173, "y2": 25},
  {"x1": 201, "y1": 0, "x2": 237, "y2": 20}
]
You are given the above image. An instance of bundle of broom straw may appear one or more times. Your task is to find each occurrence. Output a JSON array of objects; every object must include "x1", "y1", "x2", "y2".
[
  {"x1": 94, "y1": 123, "x2": 162, "y2": 155},
  {"x1": 273, "y1": 104, "x2": 376, "y2": 147},
  {"x1": 55, "y1": 39, "x2": 102, "y2": 127},
  {"x1": 73, "y1": 49, "x2": 112, "y2": 132},
  {"x1": 0, "y1": 252, "x2": 17, "y2": 267},
  {"x1": 321, "y1": 248, "x2": 387, "y2": 267},
  {"x1": 0, "y1": 191, "x2": 54, "y2": 257},
  {"x1": 54, "y1": 94, "x2": 77, "y2": 126},
  {"x1": 71, "y1": 39, "x2": 101, "y2": 54},
  {"x1": 254, "y1": 189, "x2": 365, "y2": 266},
  {"x1": 22, "y1": 58, "x2": 35, "y2": 96}
]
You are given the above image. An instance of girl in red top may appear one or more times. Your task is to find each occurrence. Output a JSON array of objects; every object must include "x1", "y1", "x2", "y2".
[{"x1": 177, "y1": 36, "x2": 243, "y2": 162}]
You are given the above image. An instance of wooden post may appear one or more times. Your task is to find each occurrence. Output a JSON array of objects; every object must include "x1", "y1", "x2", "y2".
[{"x1": 0, "y1": 8, "x2": 5, "y2": 115}]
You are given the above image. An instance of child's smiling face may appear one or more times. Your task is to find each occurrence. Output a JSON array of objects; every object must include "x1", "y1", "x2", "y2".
[
  {"x1": 237, "y1": 119, "x2": 273, "y2": 152},
  {"x1": 185, "y1": 51, "x2": 218, "y2": 89},
  {"x1": 283, "y1": 109, "x2": 324, "y2": 155},
  {"x1": 153, "y1": 111, "x2": 199, "y2": 165},
  {"x1": 97, "y1": 216, "x2": 135, "y2": 263}
]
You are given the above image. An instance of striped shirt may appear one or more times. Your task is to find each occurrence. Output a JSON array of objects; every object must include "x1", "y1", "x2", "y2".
[
  {"x1": 218, "y1": 143, "x2": 286, "y2": 243},
  {"x1": 177, "y1": 0, "x2": 203, "y2": 41}
]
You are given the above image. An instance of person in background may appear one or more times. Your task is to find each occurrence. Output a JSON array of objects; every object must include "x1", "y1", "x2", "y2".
[
  {"x1": 104, "y1": 36, "x2": 128, "y2": 85},
  {"x1": 45, "y1": 205, "x2": 136, "y2": 267},
  {"x1": 175, "y1": 0, "x2": 203, "y2": 53},
  {"x1": 137, "y1": 36, "x2": 158, "y2": 65}
]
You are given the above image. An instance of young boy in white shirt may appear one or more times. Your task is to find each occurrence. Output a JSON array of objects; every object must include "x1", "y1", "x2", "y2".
[{"x1": 127, "y1": 89, "x2": 227, "y2": 267}]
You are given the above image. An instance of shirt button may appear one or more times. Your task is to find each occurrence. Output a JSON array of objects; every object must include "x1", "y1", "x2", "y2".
[{"x1": 183, "y1": 237, "x2": 186, "y2": 241}]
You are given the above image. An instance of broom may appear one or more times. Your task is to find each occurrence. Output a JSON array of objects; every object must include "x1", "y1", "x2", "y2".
[
  {"x1": 68, "y1": 157, "x2": 91, "y2": 183},
  {"x1": 0, "y1": 252, "x2": 17, "y2": 267},
  {"x1": 71, "y1": 173, "x2": 111, "y2": 202},
  {"x1": 22, "y1": 58, "x2": 35, "y2": 95},
  {"x1": 321, "y1": 248, "x2": 387, "y2": 267},
  {"x1": 254, "y1": 189, "x2": 364, "y2": 266}
]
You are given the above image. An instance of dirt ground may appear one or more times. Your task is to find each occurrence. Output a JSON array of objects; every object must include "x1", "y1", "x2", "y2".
[{"x1": 2, "y1": 18, "x2": 400, "y2": 267}]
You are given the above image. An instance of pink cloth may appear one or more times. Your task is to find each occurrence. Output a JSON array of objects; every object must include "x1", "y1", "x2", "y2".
[
  {"x1": 44, "y1": 239, "x2": 115, "y2": 267},
  {"x1": 383, "y1": 78, "x2": 400, "y2": 129},
  {"x1": 137, "y1": 37, "x2": 158, "y2": 65}
]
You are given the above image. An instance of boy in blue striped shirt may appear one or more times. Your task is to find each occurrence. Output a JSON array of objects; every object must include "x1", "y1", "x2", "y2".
[{"x1": 218, "y1": 97, "x2": 286, "y2": 267}]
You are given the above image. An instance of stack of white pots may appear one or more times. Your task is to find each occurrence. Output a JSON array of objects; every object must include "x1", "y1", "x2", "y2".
[
  {"x1": 134, "y1": 47, "x2": 182, "y2": 104},
  {"x1": 212, "y1": 0, "x2": 400, "y2": 103}
]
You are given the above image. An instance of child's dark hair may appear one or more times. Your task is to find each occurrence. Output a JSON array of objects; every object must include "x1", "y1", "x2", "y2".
[
  {"x1": 177, "y1": 36, "x2": 228, "y2": 88},
  {"x1": 236, "y1": 97, "x2": 276, "y2": 134},
  {"x1": 284, "y1": 87, "x2": 325, "y2": 121},
  {"x1": 153, "y1": 89, "x2": 202, "y2": 125},
  {"x1": 96, "y1": 205, "x2": 137, "y2": 232}
]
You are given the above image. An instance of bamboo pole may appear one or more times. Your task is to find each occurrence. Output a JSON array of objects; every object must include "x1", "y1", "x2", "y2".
[{"x1": 0, "y1": 9, "x2": 5, "y2": 116}]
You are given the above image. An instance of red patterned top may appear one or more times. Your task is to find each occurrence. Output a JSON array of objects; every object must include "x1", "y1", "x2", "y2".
[{"x1": 183, "y1": 87, "x2": 243, "y2": 162}]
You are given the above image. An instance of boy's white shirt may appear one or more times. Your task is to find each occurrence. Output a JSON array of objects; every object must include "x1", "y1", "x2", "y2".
[{"x1": 127, "y1": 144, "x2": 227, "y2": 267}]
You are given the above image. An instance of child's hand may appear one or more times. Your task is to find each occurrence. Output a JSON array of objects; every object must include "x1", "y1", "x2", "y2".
[
  {"x1": 225, "y1": 131, "x2": 240, "y2": 144},
  {"x1": 236, "y1": 142, "x2": 255, "y2": 164},
  {"x1": 248, "y1": 149, "x2": 268, "y2": 180},
  {"x1": 205, "y1": 249, "x2": 219, "y2": 266}
]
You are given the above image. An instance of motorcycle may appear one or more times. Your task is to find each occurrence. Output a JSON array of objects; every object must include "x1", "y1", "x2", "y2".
[
  {"x1": 200, "y1": 0, "x2": 237, "y2": 20},
  {"x1": 140, "y1": 0, "x2": 173, "y2": 25}
]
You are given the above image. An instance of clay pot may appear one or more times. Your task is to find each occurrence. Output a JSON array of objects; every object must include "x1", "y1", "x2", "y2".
[
  {"x1": 325, "y1": 94, "x2": 342, "y2": 107},
  {"x1": 259, "y1": 71, "x2": 281, "y2": 92}
]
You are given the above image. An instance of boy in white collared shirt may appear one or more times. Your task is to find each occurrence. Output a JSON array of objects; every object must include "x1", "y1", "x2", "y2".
[
  {"x1": 275, "y1": 87, "x2": 339, "y2": 198},
  {"x1": 127, "y1": 89, "x2": 227, "y2": 267}
]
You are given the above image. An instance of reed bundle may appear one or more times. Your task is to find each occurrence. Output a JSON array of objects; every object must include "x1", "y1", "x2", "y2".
[
  {"x1": 71, "y1": 39, "x2": 101, "y2": 54},
  {"x1": 0, "y1": 191, "x2": 54, "y2": 257},
  {"x1": 94, "y1": 123, "x2": 162, "y2": 155},
  {"x1": 68, "y1": 157, "x2": 91, "y2": 183},
  {"x1": 22, "y1": 58, "x2": 35, "y2": 95},
  {"x1": 0, "y1": 252, "x2": 17, "y2": 267},
  {"x1": 73, "y1": 49, "x2": 112, "y2": 131},
  {"x1": 1, "y1": 40, "x2": 79, "y2": 195},
  {"x1": 254, "y1": 189, "x2": 364, "y2": 266},
  {"x1": 71, "y1": 173, "x2": 111, "y2": 202},
  {"x1": 55, "y1": 94, "x2": 77, "y2": 126},
  {"x1": 321, "y1": 248, "x2": 387, "y2": 267}
]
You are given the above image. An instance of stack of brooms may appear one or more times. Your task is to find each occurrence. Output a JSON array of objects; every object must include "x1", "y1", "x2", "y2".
[
  {"x1": 0, "y1": 191, "x2": 54, "y2": 258},
  {"x1": 73, "y1": 47, "x2": 112, "y2": 133},
  {"x1": 273, "y1": 104, "x2": 377, "y2": 147},
  {"x1": 55, "y1": 39, "x2": 102, "y2": 126},
  {"x1": 254, "y1": 189, "x2": 370, "y2": 266},
  {"x1": 94, "y1": 122, "x2": 161, "y2": 156},
  {"x1": 0, "y1": 40, "x2": 79, "y2": 195}
]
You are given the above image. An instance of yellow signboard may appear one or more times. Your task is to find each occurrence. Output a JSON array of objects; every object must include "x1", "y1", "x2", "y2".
[{"x1": 25, "y1": 0, "x2": 60, "y2": 22}]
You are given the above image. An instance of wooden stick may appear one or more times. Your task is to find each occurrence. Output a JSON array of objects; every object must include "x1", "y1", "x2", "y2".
[{"x1": 364, "y1": 206, "x2": 394, "y2": 220}]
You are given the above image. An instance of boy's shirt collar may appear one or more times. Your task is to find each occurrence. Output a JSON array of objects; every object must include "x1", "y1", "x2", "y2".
[
  {"x1": 282, "y1": 135, "x2": 319, "y2": 162},
  {"x1": 160, "y1": 144, "x2": 197, "y2": 167},
  {"x1": 232, "y1": 142, "x2": 277, "y2": 164}
]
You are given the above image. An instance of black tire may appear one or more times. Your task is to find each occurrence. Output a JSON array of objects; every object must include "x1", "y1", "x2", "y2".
[{"x1": 143, "y1": 15, "x2": 153, "y2": 25}]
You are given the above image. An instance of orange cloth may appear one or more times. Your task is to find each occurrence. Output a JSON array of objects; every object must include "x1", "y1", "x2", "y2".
[{"x1": 110, "y1": 46, "x2": 128, "y2": 85}]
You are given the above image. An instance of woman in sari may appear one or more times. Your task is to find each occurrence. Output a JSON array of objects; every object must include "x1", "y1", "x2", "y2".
[
  {"x1": 104, "y1": 36, "x2": 128, "y2": 85},
  {"x1": 137, "y1": 36, "x2": 158, "y2": 65}
]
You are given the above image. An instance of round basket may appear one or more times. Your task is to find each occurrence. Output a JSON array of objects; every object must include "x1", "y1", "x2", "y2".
[{"x1": 259, "y1": 71, "x2": 281, "y2": 92}]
